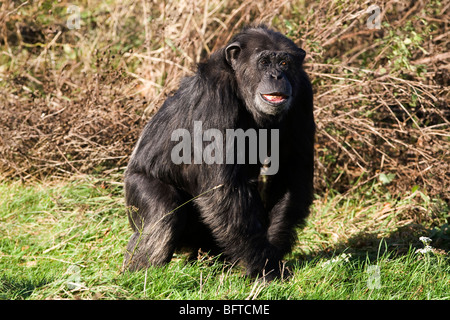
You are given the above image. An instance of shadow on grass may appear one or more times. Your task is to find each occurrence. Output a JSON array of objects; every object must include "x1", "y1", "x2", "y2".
[
  {"x1": 291, "y1": 222, "x2": 450, "y2": 266},
  {"x1": 0, "y1": 275, "x2": 54, "y2": 300}
]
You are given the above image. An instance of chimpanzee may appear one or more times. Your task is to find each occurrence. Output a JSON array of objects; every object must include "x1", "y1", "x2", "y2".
[{"x1": 123, "y1": 25, "x2": 315, "y2": 280}]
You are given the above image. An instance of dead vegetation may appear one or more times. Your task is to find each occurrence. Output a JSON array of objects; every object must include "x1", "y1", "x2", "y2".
[{"x1": 0, "y1": 0, "x2": 449, "y2": 202}]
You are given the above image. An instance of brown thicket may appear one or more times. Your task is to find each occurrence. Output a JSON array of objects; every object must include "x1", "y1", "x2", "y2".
[{"x1": 0, "y1": 0, "x2": 448, "y2": 201}]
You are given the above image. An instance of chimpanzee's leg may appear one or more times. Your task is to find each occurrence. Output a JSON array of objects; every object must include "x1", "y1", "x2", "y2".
[
  {"x1": 194, "y1": 183, "x2": 281, "y2": 279},
  {"x1": 123, "y1": 173, "x2": 187, "y2": 271}
]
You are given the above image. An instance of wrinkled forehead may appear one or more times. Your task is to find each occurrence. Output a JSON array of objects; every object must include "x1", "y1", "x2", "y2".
[
  {"x1": 255, "y1": 50, "x2": 292, "y2": 61},
  {"x1": 244, "y1": 32, "x2": 284, "y2": 51},
  {"x1": 236, "y1": 30, "x2": 299, "y2": 58}
]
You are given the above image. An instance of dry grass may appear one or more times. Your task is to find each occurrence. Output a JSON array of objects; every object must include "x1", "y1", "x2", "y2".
[{"x1": 0, "y1": 0, "x2": 449, "y2": 202}]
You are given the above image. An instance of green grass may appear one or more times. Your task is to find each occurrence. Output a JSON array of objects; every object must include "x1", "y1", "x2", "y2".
[{"x1": 0, "y1": 177, "x2": 448, "y2": 300}]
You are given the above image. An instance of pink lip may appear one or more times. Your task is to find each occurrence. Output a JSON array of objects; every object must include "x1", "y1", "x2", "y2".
[{"x1": 261, "y1": 93, "x2": 288, "y2": 104}]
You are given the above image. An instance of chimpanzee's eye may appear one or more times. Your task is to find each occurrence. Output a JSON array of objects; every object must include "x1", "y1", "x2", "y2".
[{"x1": 260, "y1": 59, "x2": 269, "y2": 66}]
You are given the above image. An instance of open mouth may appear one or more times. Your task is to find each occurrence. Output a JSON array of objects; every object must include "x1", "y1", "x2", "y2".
[{"x1": 261, "y1": 93, "x2": 288, "y2": 104}]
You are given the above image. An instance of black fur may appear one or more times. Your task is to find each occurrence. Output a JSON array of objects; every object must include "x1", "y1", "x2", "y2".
[{"x1": 123, "y1": 26, "x2": 315, "y2": 280}]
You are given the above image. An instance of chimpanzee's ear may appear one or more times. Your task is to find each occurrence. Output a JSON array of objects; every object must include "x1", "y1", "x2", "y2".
[
  {"x1": 225, "y1": 42, "x2": 241, "y2": 69},
  {"x1": 297, "y1": 48, "x2": 306, "y2": 64}
]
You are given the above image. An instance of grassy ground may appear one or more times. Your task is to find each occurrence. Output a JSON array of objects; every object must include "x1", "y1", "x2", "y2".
[
  {"x1": 1, "y1": 176, "x2": 448, "y2": 300},
  {"x1": 0, "y1": 0, "x2": 449, "y2": 301}
]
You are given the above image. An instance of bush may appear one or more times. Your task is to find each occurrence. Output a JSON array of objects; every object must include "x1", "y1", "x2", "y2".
[{"x1": 0, "y1": 0, "x2": 448, "y2": 201}]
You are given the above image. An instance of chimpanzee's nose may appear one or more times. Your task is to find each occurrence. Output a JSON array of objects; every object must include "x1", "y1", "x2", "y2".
[{"x1": 270, "y1": 70, "x2": 282, "y2": 79}]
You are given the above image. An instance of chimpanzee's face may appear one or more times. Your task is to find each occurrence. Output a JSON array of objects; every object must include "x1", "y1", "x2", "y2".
[
  {"x1": 225, "y1": 30, "x2": 306, "y2": 121},
  {"x1": 252, "y1": 50, "x2": 293, "y2": 116}
]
